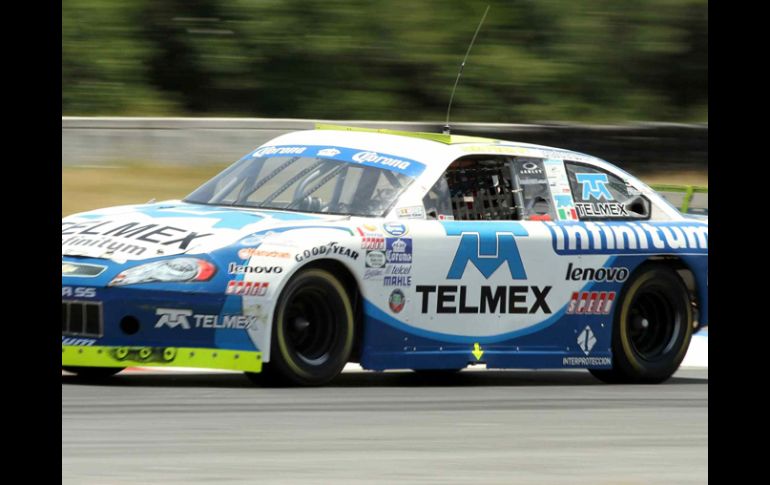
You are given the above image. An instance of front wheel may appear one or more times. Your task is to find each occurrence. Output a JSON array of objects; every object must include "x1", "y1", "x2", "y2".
[
  {"x1": 247, "y1": 268, "x2": 354, "y2": 387},
  {"x1": 590, "y1": 263, "x2": 693, "y2": 384}
]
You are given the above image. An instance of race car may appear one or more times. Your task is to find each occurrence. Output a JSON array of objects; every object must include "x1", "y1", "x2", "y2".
[{"x1": 62, "y1": 124, "x2": 708, "y2": 385}]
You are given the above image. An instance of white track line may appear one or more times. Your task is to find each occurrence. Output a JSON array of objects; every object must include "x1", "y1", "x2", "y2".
[{"x1": 680, "y1": 329, "x2": 708, "y2": 368}]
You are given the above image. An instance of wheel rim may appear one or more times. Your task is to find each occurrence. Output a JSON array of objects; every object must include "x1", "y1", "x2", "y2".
[
  {"x1": 284, "y1": 287, "x2": 337, "y2": 366},
  {"x1": 627, "y1": 288, "x2": 681, "y2": 362}
]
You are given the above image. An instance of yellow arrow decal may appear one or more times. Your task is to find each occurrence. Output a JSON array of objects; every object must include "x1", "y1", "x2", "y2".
[{"x1": 472, "y1": 343, "x2": 484, "y2": 361}]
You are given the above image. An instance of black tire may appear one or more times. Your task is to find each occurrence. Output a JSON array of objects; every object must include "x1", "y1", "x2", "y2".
[
  {"x1": 590, "y1": 263, "x2": 693, "y2": 384},
  {"x1": 62, "y1": 366, "x2": 124, "y2": 379},
  {"x1": 247, "y1": 268, "x2": 354, "y2": 387}
]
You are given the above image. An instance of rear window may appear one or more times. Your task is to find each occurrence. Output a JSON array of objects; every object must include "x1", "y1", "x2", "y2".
[{"x1": 565, "y1": 162, "x2": 650, "y2": 220}]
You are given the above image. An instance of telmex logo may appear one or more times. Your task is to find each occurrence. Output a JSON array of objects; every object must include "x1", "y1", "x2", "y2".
[
  {"x1": 576, "y1": 173, "x2": 613, "y2": 201},
  {"x1": 443, "y1": 222, "x2": 528, "y2": 280},
  {"x1": 155, "y1": 308, "x2": 193, "y2": 329}
]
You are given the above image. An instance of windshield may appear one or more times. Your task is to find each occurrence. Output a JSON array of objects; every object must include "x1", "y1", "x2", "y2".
[{"x1": 185, "y1": 146, "x2": 421, "y2": 217}]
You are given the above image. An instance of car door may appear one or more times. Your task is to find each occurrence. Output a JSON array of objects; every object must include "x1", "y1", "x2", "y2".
[
  {"x1": 364, "y1": 154, "x2": 637, "y2": 370},
  {"x1": 401, "y1": 155, "x2": 568, "y2": 343}
]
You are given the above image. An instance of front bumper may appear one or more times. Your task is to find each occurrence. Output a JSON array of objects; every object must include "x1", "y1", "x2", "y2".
[
  {"x1": 62, "y1": 345, "x2": 263, "y2": 372},
  {"x1": 62, "y1": 274, "x2": 271, "y2": 372}
]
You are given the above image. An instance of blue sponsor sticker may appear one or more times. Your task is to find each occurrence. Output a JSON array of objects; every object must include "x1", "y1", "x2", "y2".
[
  {"x1": 248, "y1": 145, "x2": 426, "y2": 178},
  {"x1": 385, "y1": 238, "x2": 412, "y2": 264},
  {"x1": 383, "y1": 222, "x2": 408, "y2": 237},
  {"x1": 546, "y1": 221, "x2": 708, "y2": 255},
  {"x1": 554, "y1": 194, "x2": 575, "y2": 208}
]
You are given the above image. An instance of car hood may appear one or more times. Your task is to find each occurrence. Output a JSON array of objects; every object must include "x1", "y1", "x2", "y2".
[{"x1": 62, "y1": 201, "x2": 351, "y2": 263}]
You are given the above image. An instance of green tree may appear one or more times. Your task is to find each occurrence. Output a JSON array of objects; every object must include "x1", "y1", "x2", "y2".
[{"x1": 62, "y1": 0, "x2": 707, "y2": 122}]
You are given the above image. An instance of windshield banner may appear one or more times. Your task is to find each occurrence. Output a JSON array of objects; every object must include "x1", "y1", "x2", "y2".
[{"x1": 248, "y1": 145, "x2": 426, "y2": 178}]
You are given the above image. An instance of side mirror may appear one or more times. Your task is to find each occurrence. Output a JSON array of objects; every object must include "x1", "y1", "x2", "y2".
[{"x1": 624, "y1": 195, "x2": 650, "y2": 218}]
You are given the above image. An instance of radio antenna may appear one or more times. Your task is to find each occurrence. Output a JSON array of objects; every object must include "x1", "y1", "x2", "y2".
[{"x1": 443, "y1": 4, "x2": 490, "y2": 135}]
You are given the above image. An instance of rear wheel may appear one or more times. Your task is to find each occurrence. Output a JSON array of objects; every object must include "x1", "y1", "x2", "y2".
[
  {"x1": 590, "y1": 263, "x2": 693, "y2": 384},
  {"x1": 62, "y1": 366, "x2": 124, "y2": 379},
  {"x1": 247, "y1": 268, "x2": 354, "y2": 387}
]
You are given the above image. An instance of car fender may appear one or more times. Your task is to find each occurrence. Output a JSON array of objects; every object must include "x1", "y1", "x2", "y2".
[{"x1": 219, "y1": 225, "x2": 363, "y2": 362}]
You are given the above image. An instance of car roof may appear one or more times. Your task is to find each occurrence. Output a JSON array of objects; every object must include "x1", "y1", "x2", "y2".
[
  {"x1": 254, "y1": 125, "x2": 684, "y2": 221},
  {"x1": 263, "y1": 125, "x2": 603, "y2": 167}
]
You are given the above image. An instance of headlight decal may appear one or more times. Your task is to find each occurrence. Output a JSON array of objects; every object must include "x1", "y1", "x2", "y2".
[{"x1": 108, "y1": 258, "x2": 217, "y2": 287}]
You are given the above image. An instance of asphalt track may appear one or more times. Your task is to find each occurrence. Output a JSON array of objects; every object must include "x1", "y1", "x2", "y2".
[{"x1": 62, "y1": 367, "x2": 707, "y2": 484}]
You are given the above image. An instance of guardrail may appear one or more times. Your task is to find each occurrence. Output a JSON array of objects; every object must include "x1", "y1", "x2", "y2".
[
  {"x1": 650, "y1": 184, "x2": 708, "y2": 215},
  {"x1": 62, "y1": 117, "x2": 707, "y2": 172},
  {"x1": 61, "y1": 117, "x2": 708, "y2": 212}
]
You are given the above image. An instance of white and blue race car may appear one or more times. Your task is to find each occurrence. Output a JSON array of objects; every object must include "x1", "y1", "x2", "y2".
[{"x1": 62, "y1": 125, "x2": 708, "y2": 385}]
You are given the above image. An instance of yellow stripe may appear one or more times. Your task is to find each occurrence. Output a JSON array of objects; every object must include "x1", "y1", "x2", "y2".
[
  {"x1": 62, "y1": 345, "x2": 262, "y2": 373},
  {"x1": 314, "y1": 123, "x2": 494, "y2": 145}
]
